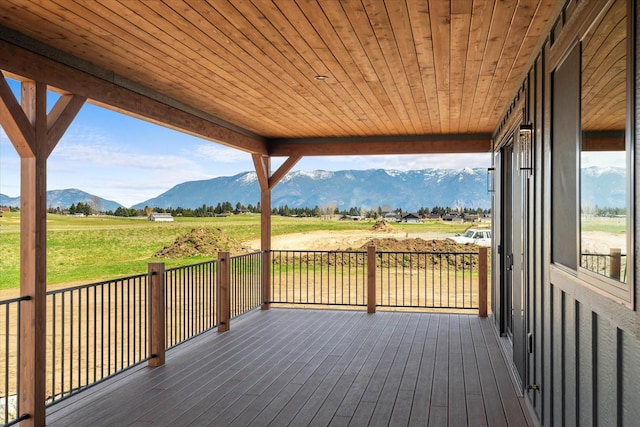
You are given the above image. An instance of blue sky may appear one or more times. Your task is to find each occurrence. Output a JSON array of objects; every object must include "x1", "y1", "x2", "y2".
[{"x1": 0, "y1": 77, "x2": 490, "y2": 207}]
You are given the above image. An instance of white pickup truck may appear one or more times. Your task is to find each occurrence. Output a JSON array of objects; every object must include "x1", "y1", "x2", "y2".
[{"x1": 447, "y1": 228, "x2": 492, "y2": 246}]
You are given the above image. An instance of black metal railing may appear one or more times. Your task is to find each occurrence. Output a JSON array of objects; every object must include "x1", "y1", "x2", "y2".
[
  {"x1": 0, "y1": 296, "x2": 29, "y2": 426},
  {"x1": 2, "y1": 247, "x2": 487, "y2": 422},
  {"x1": 270, "y1": 249, "x2": 486, "y2": 310},
  {"x1": 376, "y1": 251, "x2": 480, "y2": 309},
  {"x1": 1, "y1": 253, "x2": 264, "y2": 422},
  {"x1": 581, "y1": 252, "x2": 627, "y2": 281},
  {"x1": 45, "y1": 274, "x2": 149, "y2": 405},
  {"x1": 270, "y1": 250, "x2": 368, "y2": 306},
  {"x1": 229, "y1": 252, "x2": 263, "y2": 318},
  {"x1": 164, "y1": 260, "x2": 218, "y2": 349}
]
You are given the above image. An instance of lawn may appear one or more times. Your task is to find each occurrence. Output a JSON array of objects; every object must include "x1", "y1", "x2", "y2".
[{"x1": 0, "y1": 212, "x2": 469, "y2": 290}]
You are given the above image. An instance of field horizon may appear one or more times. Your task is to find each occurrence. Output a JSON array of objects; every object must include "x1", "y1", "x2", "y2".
[{"x1": 0, "y1": 212, "x2": 472, "y2": 293}]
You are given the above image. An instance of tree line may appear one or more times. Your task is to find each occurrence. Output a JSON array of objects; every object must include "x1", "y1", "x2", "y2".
[{"x1": 43, "y1": 201, "x2": 489, "y2": 219}]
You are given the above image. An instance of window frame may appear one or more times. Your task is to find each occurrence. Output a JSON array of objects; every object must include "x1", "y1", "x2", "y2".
[
  {"x1": 550, "y1": 0, "x2": 635, "y2": 307},
  {"x1": 576, "y1": 0, "x2": 634, "y2": 306}
]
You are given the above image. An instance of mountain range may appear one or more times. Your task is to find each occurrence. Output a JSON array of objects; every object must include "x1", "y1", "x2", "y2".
[
  {"x1": 0, "y1": 188, "x2": 123, "y2": 212},
  {"x1": 132, "y1": 168, "x2": 491, "y2": 212},
  {"x1": 0, "y1": 167, "x2": 626, "y2": 212}
]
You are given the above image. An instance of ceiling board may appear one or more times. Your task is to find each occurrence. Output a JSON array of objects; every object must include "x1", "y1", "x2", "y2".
[{"x1": 0, "y1": 0, "x2": 561, "y2": 151}]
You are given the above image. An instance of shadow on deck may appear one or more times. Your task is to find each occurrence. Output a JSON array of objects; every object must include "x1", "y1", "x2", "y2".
[{"x1": 46, "y1": 309, "x2": 532, "y2": 426}]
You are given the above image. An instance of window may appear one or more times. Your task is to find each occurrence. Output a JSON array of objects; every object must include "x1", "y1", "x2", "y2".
[
  {"x1": 552, "y1": 0, "x2": 633, "y2": 304},
  {"x1": 579, "y1": 0, "x2": 632, "y2": 302}
]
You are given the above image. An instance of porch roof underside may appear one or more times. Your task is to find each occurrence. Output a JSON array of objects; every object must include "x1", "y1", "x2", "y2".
[
  {"x1": 0, "y1": 0, "x2": 562, "y2": 157},
  {"x1": 46, "y1": 308, "x2": 533, "y2": 426}
]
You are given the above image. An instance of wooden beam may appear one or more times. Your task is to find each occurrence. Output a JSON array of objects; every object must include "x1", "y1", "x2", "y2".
[
  {"x1": 0, "y1": 71, "x2": 34, "y2": 156},
  {"x1": 268, "y1": 134, "x2": 491, "y2": 156},
  {"x1": 269, "y1": 156, "x2": 302, "y2": 190},
  {"x1": 46, "y1": 94, "x2": 86, "y2": 157},
  {"x1": 0, "y1": 39, "x2": 267, "y2": 155},
  {"x1": 252, "y1": 154, "x2": 269, "y2": 191},
  {"x1": 581, "y1": 130, "x2": 625, "y2": 151}
]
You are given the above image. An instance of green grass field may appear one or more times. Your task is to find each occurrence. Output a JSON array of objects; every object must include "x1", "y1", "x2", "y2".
[
  {"x1": 0, "y1": 212, "x2": 469, "y2": 290},
  {"x1": 580, "y1": 216, "x2": 627, "y2": 234}
]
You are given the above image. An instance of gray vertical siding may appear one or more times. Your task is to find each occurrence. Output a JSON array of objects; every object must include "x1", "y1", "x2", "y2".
[{"x1": 493, "y1": 1, "x2": 640, "y2": 425}]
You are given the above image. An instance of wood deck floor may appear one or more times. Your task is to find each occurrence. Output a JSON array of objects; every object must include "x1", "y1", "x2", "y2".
[{"x1": 46, "y1": 309, "x2": 533, "y2": 426}]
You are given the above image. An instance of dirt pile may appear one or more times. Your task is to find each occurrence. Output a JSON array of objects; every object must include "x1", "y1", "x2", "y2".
[
  {"x1": 371, "y1": 220, "x2": 394, "y2": 232},
  {"x1": 155, "y1": 228, "x2": 248, "y2": 258},
  {"x1": 356, "y1": 237, "x2": 483, "y2": 270},
  {"x1": 273, "y1": 237, "x2": 487, "y2": 271},
  {"x1": 355, "y1": 237, "x2": 474, "y2": 253}
]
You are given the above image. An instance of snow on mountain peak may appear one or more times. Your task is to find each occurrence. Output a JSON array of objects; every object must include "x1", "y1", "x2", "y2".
[
  {"x1": 238, "y1": 172, "x2": 257, "y2": 184},
  {"x1": 284, "y1": 170, "x2": 334, "y2": 181},
  {"x1": 384, "y1": 169, "x2": 402, "y2": 177}
]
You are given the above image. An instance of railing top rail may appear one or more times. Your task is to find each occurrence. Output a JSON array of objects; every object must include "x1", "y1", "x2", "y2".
[
  {"x1": 376, "y1": 250, "x2": 480, "y2": 255},
  {"x1": 271, "y1": 249, "x2": 366, "y2": 253},
  {"x1": 46, "y1": 273, "x2": 149, "y2": 296},
  {"x1": 581, "y1": 252, "x2": 627, "y2": 257},
  {"x1": 164, "y1": 259, "x2": 218, "y2": 273},
  {"x1": 271, "y1": 249, "x2": 481, "y2": 255},
  {"x1": 0, "y1": 295, "x2": 31, "y2": 305},
  {"x1": 229, "y1": 251, "x2": 264, "y2": 260}
]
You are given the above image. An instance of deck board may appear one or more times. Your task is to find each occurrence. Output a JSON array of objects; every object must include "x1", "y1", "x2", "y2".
[{"x1": 46, "y1": 308, "x2": 533, "y2": 427}]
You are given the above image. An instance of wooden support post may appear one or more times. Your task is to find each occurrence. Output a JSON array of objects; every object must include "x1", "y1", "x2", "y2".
[
  {"x1": 261, "y1": 188, "x2": 271, "y2": 310},
  {"x1": 253, "y1": 154, "x2": 272, "y2": 310},
  {"x1": 148, "y1": 263, "x2": 165, "y2": 367},
  {"x1": 0, "y1": 75, "x2": 83, "y2": 427},
  {"x1": 16, "y1": 82, "x2": 47, "y2": 427},
  {"x1": 609, "y1": 247, "x2": 621, "y2": 281},
  {"x1": 218, "y1": 251, "x2": 231, "y2": 332},
  {"x1": 252, "y1": 154, "x2": 301, "y2": 310},
  {"x1": 478, "y1": 247, "x2": 488, "y2": 317},
  {"x1": 367, "y1": 246, "x2": 376, "y2": 313}
]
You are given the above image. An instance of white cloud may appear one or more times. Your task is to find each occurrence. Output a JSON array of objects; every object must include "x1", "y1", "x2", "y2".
[
  {"x1": 52, "y1": 142, "x2": 203, "y2": 172},
  {"x1": 192, "y1": 144, "x2": 252, "y2": 163}
]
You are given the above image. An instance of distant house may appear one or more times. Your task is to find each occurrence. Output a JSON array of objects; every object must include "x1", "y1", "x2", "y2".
[
  {"x1": 427, "y1": 213, "x2": 441, "y2": 220},
  {"x1": 401, "y1": 213, "x2": 420, "y2": 223},
  {"x1": 149, "y1": 213, "x2": 174, "y2": 222},
  {"x1": 442, "y1": 212, "x2": 464, "y2": 222},
  {"x1": 462, "y1": 213, "x2": 480, "y2": 222},
  {"x1": 384, "y1": 212, "x2": 400, "y2": 222}
]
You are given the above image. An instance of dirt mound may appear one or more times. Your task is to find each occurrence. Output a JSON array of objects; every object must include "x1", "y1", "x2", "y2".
[
  {"x1": 371, "y1": 220, "x2": 394, "y2": 232},
  {"x1": 273, "y1": 237, "x2": 486, "y2": 271},
  {"x1": 356, "y1": 237, "x2": 483, "y2": 270},
  {"x1": 355, "y1": 237, "x2": 473, "y2": 253},
  {"x1": 155, "y1": 228, "x2": 248, "y2": 258}
]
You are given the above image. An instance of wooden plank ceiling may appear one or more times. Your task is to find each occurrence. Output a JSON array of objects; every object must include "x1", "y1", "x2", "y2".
[{"x1": 0, "y1": 0, "x2": 560, "y2": 155}]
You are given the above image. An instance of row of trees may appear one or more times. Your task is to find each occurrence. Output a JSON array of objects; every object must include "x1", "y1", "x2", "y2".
[
  {"x1": 143, "y1": 203, "x2": 489, "y2": 219},
  {"x1": 41, "y1": 201, "x2": 491, "y2": 218},
  {"x1": 47, "y1": 202, "x2": 94, "y2": 215},
  {"x1": 581, "y1": 205, "x2": 626, "y2": 217}
]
